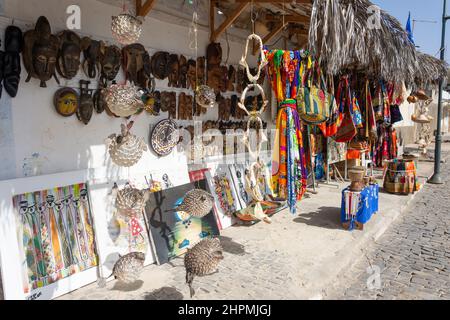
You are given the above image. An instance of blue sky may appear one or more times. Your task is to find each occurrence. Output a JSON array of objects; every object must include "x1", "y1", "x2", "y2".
[{"x1": 372, "y1": 0, "x2": 448, "y2": 61}]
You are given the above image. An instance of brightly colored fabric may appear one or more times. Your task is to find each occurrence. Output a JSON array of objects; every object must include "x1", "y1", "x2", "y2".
[{"x1": 272, "y1": 99, "x2": 308, "y2": 214}]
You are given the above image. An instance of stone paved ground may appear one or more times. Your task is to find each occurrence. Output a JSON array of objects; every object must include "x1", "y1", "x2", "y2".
[{"x1": 326, "y1": 161, "x2": 450, "y2": 300}]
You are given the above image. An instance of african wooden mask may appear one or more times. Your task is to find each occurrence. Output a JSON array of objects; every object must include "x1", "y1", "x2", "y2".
[
  {"x1": 227, "y1": 65, "x2": 236, "y2": 92},
  {"x1": 122, "y1": 43, "x2": 150, "y2": 87},
  {"x1": 197, "y1": 57, "x2": 206, "y2": 86},
  {"x1": 3, "y1": 25, "x2": 23, "y2": 97},
  {"x1": 54, "y1": 87, "x2": 79, "y2": 117},
  {"x1": 187, "y1": 59, "x2": 196, "y2": 90},
  {"x1": 77, "y1": 80, "x2": 94, "y2": 125},
  {"x1": 81, "y1": 37, "x2": 102, "y2": 79},
  {"x1": 23, "y1": 16, "x2": 60, "y2": 88},
  {"x1": 100, "y1": 44, "x2": 121, "y2": 82},
  {"x1": 56, "y1": 30, "x2": 81, "y2": 80},
  {"x1": 206, "y1": 42, "x2": 222, "y2": 68},
  {"x1": 151, "y1": 51, "x2": 170, "y2": 80},
  {"x1": 167, "y1": 54, "x2": 180, "y2": 88},
  {"x1": 179, "y1": 55, "x2": 188, "y2": 89}
]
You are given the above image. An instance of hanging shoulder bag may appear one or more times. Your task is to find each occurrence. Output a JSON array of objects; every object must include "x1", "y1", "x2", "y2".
[
  {"x1": 297, "y1": 62, "x2": 330, "y2": 124},
  {"x1": 335, "y1": 78, "x2": 357, "y2": 143}
]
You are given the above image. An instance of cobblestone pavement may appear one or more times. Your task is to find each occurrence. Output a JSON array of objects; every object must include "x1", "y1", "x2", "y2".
[{"x1": 326, "y1": 161, "x2": 450, "y2": 300}]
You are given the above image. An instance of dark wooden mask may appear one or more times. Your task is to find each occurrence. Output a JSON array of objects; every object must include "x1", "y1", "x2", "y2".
[
  {"x1": 57, "y1": 30, "x2": 81, "y2": 80},
  {"x1": 81, "y1": 37, "x2": 102, "y2": 79},
  {"x1": 23, "y1": 16, "x2": 60, "y2": 88},
  {"x1": 100, "y1": 45, "x2": 121, "y2": 82}
]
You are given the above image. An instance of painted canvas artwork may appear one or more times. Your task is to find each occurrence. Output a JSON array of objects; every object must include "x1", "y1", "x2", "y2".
[
  {"x1": 229, "y1": 164, "x2": 252, "y2": 209},
  {"x1": 144, "y1": 179, "x2": 220, "y2": 265},
  {"x1": 12, "y1": 183, "x2": 98, "y2": 294},
  {"x1": 205, "y1": 165, "x2": 240, "y2": 230}
]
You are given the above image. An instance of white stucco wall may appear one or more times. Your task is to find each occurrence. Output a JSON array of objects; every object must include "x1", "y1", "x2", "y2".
[{"x1": 0, "y1": 0, "x2": 261, "y2": 181}]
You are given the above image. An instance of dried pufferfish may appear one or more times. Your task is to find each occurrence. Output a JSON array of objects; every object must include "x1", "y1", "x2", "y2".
[
  {"x1": 184, "y1": 238, "x2": 224, "y2": 297},
  {"x1": 98, "y1": 252, "x2": 145, "y2": 287},
  {"x1": 168, "y1": 189, "x2": 215, "y2": 220}
]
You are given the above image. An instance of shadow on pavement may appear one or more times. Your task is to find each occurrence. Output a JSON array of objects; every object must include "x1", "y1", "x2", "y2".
[
  {"x1": 111, "y1": 280, "x2": 144, "y2": 292},
  {"x1": 293, "y1": 206, "x2": 342, "y2": 230},
  {"x1": 219, "y1": 236, "x2": 246, "y2": 256},
  {"x1": 144, "y1": 286, "x2": 184, "y2": 300}
]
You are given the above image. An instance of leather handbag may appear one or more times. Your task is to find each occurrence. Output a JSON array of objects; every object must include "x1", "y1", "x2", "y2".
[{"x1": 297, "y1": 64, "x2": 330, "y2": 124}]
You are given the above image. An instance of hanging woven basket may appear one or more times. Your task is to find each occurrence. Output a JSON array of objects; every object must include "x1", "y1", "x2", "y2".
[
  {"x1": 106, "y1": 123, "x2": 148, "y2": 167},
  {"x1": 111, "y1": 13, "x2": 143, "y2": 45}
]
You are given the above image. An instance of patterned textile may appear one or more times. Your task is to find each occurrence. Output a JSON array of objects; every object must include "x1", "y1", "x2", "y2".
[
  {"x1": 272, "y1": 99, "x2": 308, "y2": 214},
  {"x1": 341, "y1": 184, "x2": 379, "y2": 231},
  {"x1": 13, "y1": 183, "x2": 98, "y2": 294}
]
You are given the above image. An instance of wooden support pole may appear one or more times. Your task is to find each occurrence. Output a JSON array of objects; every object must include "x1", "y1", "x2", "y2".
[
  {"x1": 210, "y1": 0, "x2": 215, "y2": 40},
  {"x1": 210, "y1": 2, "x2": 250, "y2": 42},
  {"x1": 136, "y1": 0, "x2": 157, "y2": 17}
]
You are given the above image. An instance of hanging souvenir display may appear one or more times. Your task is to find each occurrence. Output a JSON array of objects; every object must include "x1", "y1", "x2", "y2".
[
  {"x1": 80, "y1": 37, "x2": 102, "y2": 79},
  {"x1": 271, "y1": 99, "x2": 308, "y2": 214},
  {"x1": 3, "y1": 25, "x2": 23, "y2": 97},
  {"x1": 196, "y1": 85, "x2": 217, "y2": 109},
  {"x1": 169, "y1": 189, "x2": 215, "y2": 220},
  {"x1": 184, "y1": 237, "x2": 223, "y2": 298},
  {"x1": 239, "y1": 34, "x2": 268, "y2": 84},
  {"x1": 106, "y1": 122, "x2": 148, "y2": 167},
  {"x1": 23, "y1": 16, "x2": 60, "y2": 88},
  {"x1": 99, "y1": 44, "x2": 122, "y2": 83},
  {"x1": 104, "y1": 82, "x2": 144, "y2": 117},
  {"x1": 111, "y1": 13, "x2": 142, "y2": 45},
  {"x1": 56, "y1": 30, "x2": 81, "y2": 80},
  {"x1": 112, "y1": 183, "x2": 149, "y2": 218},
  {"x1": 77, "y1": 80, "x2": 94, "y2": 125},
  {"x1": 53, "y1": 87, "x2": 79, "y2": 117},
  {"x1": 150, "y1": 119, "x2": 180, "y2": 157},
  {"x1": 122, "y1": 43, "x2": 150, "y2": 87}
]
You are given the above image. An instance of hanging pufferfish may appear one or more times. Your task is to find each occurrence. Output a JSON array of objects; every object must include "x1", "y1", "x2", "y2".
[{"x1": 166, "y1": 189, "x2": 215, "y2": 221}]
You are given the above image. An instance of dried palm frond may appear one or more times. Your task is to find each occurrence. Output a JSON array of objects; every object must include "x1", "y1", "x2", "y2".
[
  {"x1": 415, "y1": 52, "x2": 449, "y2": 87},
  {"x1": 309, "y1": 0, "x2": 419, "y2": 84}
]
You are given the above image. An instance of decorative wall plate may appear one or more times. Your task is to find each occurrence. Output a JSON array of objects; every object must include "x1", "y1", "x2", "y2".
[{"x1": 150, "y1": 119, "x2": 179, "y2": 157}]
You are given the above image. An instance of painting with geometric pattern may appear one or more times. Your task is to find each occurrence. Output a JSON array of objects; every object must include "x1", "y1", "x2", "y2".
[{"x1": 12, "y1": 183, "x2": 98, "y2": 294}]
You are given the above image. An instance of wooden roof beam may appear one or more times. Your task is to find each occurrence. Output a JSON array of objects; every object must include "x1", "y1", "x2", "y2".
[
  {"x1": 136, "y1": 0, "x2": 157, "y2": 17},
  {"x1": 210, "y1": 1, "x2": 250, "y2": 42}
]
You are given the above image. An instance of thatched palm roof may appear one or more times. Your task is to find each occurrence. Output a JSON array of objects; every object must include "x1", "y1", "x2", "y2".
[{"x1": 308, "y1": 0, "x2": 448, "y2": 85}]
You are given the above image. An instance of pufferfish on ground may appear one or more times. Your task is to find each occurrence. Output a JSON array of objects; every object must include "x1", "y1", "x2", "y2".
[
  {"x1": 167, "y1": 189, "x2": 215, "y2": 220},
  {"x1": 184, "y1": 238, "x2": 224, "y2": 297},
  {"x1": 97, "y1": 252, "x2": 146, "y2": 287}
]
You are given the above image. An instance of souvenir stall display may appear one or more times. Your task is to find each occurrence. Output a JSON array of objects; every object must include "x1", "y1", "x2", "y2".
[
  {"x1": 341, "y1": 182, "x2": 379, "y2": 231},
  {"x1": 265, "y1": 49, "x2": 310, "y2": 214},
  {"x1": 383, "y1": 159, "x2": 420, "y2": 195}
]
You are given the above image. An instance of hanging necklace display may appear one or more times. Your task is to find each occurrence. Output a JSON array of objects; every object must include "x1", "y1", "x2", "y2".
[
  {"x1": 104, "y1": 81, "x2": 144, "y2": 117},
  {"x1": 150, "y1": 119, "x2": 180, "y2": 157},
  {"x1": 106, "y1": 121, "x2": 147, "y2": 167},
  {"x1": 112, "y1": 183, "x2": 149, "y2": 218},
  {"x1": 239, "y1": 33, "x2": 268, "y2": 84},
  {"x1": 189, "y1": 8, "x2": 217, "y2": 109}
]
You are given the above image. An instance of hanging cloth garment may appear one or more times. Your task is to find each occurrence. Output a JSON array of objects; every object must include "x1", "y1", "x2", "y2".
[{"x1": 272, "y1": 99, "x2": 308, "y2": 214}]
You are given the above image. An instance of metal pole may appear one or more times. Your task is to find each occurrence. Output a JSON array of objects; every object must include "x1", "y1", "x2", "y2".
[{"x1": 429, "y1": 0, "x2": 448, "y2": 184}]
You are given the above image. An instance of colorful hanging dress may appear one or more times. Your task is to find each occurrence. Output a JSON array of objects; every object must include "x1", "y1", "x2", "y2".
[{"x1": 272, "y1": 99, "x2": 308, "y2": 214}]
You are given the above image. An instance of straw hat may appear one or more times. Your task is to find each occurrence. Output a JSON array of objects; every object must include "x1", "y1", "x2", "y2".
[
  {"x1": 414, "y1": 89, "x2": 430, "y2": 101},
  {"x1": 411, "y1": 114, "x2": 431, "y2": 123}
]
